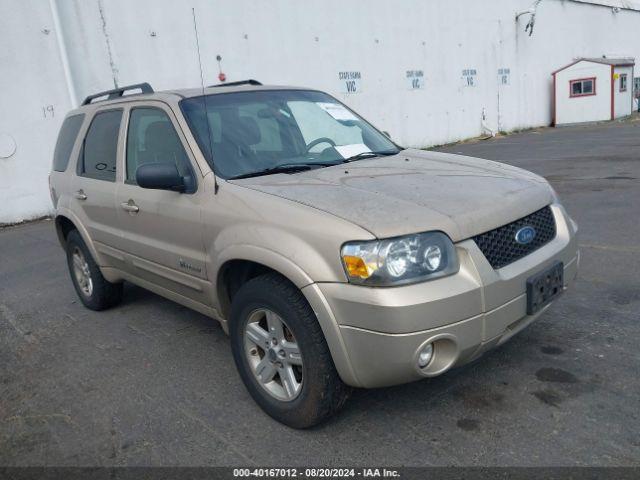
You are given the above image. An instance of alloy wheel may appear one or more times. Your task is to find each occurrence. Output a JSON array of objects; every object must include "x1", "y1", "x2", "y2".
[
  {"x1": 71, "y1": 247, "x2": 93, "y2": 297},
  {"x1": 243, "y1": 308, "x2": 303, "y2": 401}
]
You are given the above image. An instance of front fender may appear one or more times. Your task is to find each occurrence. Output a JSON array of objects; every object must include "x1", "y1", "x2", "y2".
[
  {"x1": 211, "y1": 242, "x2": 360, "y2": 387},
  {"x1": 213, "y1": 243, "x2": 315, "y2": 290},
  {"x1": 210, "y1": 220, "x2": 351, "y2": 288}
]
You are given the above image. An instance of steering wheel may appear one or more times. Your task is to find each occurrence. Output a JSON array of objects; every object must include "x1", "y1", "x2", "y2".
[{"x1": 306, "y1": 137, "x2": 336, "y2": 152}]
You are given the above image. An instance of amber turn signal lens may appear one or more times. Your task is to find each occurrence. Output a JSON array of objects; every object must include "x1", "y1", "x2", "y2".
[{"x1": 343, "y1": 255, "x2": 371, "y2": 279}]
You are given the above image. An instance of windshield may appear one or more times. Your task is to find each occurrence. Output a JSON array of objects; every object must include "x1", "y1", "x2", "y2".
[{"x1": 180, "y1": 89, "x2": 400, "y2": 179}]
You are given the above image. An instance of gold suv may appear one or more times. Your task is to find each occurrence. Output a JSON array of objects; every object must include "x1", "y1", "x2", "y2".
[{"x1": 50, "y1": 81, "x2": 579, "y2": 428}]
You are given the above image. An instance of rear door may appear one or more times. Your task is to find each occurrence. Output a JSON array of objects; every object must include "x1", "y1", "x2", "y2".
[
  {"x1": 70, "y1": 108, "x2": 125, "y2": 268},
  {"x1": 114, "y1": 102, "x2": 209, "y2": 305}
]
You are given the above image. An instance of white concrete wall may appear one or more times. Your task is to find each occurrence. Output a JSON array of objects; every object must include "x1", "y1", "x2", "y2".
[
  {"x1": 613, "y1": 65, "x2": 634, "y2": 117},
  {"x1": 555, "y1": 61, "x2": 612, "y2": 125},
  {"x1": 0, "y1": 1, "x2": 73, "y2": 224},
  {"x1": 2, "y1": 0, "x2": 640, "y2": 223}
]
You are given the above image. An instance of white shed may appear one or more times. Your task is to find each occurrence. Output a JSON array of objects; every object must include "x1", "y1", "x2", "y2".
[{"x1": 552, "y1": 57, "x2": 635, "y2": 126}]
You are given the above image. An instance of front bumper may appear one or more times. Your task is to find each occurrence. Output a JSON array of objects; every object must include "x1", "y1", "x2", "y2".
[{"x1": 302, "y1": 204, "x2": 579, "y2": 388}]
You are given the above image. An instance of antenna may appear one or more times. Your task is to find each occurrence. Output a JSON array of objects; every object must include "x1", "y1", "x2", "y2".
[{"x1": 192, "y1": 7, "x2": 219, "y2": 193}]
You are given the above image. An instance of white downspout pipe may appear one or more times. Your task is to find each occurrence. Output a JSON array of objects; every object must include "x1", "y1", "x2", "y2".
[
  {"x1": 481, "y1": 108, "x2": 497, "y2": 137},
  {"x1": 49, "y1": 0, "x2": 79, "y2": 107}
]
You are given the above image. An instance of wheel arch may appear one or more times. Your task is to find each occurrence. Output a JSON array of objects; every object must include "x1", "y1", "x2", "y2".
[
  {"x1": 54, "y1": 215, "x2": 76, "y2": 247},
  {"x1": 214, "y1": 248, "x2": 360, "y2": 387},
  {"x1": 214, "y1": 246, "x2": 314, "y2": 321},
  {"x1": 54, "y1": 209, "x2": 102, "y2": 269}
]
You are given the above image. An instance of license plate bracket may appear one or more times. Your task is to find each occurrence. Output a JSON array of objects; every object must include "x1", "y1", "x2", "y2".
[{"x1": 526, "y1": 261, "x2": 564, "y2": 315}]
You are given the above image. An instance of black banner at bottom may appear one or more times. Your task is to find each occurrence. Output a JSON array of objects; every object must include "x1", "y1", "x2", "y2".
[{"x1": 2, "y1": 467, "x2": 640, "y2": 480}]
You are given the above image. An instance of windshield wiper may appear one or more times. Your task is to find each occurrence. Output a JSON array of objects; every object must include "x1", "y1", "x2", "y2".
[
  {"x1": 228, "y1": 150, "x2": 402, "y2": 180},
  {"x1": 341, "y1": 150, "x2": 400, "y2": 163},
  {"x1": 228, "y1": 164, "x2": 315, "y2": 180}
]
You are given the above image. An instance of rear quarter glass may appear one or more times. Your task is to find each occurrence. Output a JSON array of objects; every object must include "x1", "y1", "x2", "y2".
[{"x1": 53, "y1": 114, "x2": 85, "y2": 172}]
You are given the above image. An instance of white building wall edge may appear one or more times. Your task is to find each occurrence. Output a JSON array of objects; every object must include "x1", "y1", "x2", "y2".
[{"x1": 1, "y1": 0, "x2": 639, "y2": 224}]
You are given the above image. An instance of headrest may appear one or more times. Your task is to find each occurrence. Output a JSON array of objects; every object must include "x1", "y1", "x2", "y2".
[
  {"x1": 144, "y1": 121, "x2": 177, "y2": 152},
  {"x1": 235, "y1": 116, "x2": 261, "y2": 146}
]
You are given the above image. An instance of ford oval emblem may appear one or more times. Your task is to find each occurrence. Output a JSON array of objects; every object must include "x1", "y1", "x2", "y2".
[{"x1": 515, "y1": 226, "x2": 536, "y2": 245}]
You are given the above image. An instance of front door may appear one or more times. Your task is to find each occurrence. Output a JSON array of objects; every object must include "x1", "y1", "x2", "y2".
[{"x1": 114, "y1": 103, "x2": 210, "y2": 305}]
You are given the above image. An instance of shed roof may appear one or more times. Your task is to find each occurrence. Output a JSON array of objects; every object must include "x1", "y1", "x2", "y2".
[
  {"x1": 582, "y1": 57, "x2": 635, "y2": 66},
  {"x1": 552, "y1": 57, "x2": 635, "y2": 75}
]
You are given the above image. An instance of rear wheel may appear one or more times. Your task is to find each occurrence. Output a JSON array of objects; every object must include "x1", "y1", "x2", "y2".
[
  {"x1": 230, "y1": 273, "x2": 350, "y2": 428},
  {"x1": 65, "y1": 230, "x2": 123, "y2": 311}
]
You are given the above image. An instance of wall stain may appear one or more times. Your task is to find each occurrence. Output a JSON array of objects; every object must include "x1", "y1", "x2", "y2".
[{"x1": 97, "y1": 0, "x2": 119, "y2": 88}]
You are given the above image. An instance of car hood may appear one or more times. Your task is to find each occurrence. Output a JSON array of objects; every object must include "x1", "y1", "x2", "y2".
[{"x1": 229, "y1": 149, "x2": 554, "y2": 241}]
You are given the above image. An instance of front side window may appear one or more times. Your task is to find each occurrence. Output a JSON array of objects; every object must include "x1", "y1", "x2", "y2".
[
  {"x1": 620, "y1": 73, "x2": 628, "y2": 92},
  {"x1": 180, "y1": 90, "x2": 400, "y2": 179},
  {"x1": 126, "y1": 107, "x2": 193, "y2": 186},
  {"x1": 53, "y1": 114, "x2": 85, "y2": 172},
  {"x1": 570, "y1": 78, "x2": 595, "y2": 97},
  {"x1": 79, "y1": 109, "x2": 123, "y2": 181}
]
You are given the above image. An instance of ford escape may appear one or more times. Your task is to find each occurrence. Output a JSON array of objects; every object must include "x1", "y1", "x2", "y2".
[{"x1": 49, "y1": 81, "x2": 579, "y2": 428}]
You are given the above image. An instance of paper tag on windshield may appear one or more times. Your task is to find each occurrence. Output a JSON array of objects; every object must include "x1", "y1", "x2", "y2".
[
  {"x1": 316, "y1": 102, "x2": 358, "y2": 121},
  {"x1": 334, "y1": 144, "x2": 371, "y2": 159}
]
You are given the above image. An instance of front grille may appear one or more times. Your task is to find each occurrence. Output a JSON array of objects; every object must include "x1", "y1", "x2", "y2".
[{"x1": 473, "y1": 206, "x2": 556, "y2": 269}]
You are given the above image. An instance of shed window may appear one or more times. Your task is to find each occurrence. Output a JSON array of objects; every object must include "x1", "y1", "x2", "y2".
[
  {"x1": 570, "y1": 78, "x2": 595, "y2": 97},
  {"x1": 620, "y1": 74, "x2": 628, "y2": 92}
]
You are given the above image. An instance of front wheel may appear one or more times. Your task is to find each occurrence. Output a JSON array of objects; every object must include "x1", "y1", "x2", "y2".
[{"x1": 229, "y1": 273, "x2": 350, "y2": 428}]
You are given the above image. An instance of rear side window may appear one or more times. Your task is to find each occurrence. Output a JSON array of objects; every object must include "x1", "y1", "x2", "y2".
[
  {"x1": 79, "y1": 109, "x2": 123, "y2": 182},
  {"x1": 53, "y1": 114, "x2": 84, "y2": 172}
]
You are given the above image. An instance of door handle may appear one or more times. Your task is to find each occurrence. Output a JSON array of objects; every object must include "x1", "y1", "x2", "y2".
[
  {"x1": 74, "y1": 190, "x2": 87, "y2": 200},
  {"x1": 121, "y1": 201, "x2": 139, "y2": 213}
]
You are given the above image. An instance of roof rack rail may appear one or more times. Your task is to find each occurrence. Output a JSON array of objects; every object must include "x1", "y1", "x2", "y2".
[
  {"x1": 209, "y1": 79, "x2": 262, "y2": 88},
  {"x1": 81, "y1": 82, "x2": 154, "y2": 106}
]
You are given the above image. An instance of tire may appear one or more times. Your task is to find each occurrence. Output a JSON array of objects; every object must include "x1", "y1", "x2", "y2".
[
  {"x1": 65, "y1": 230, "x2": 123, "y2": 311},
  {"x1": 230, "y1": 273, "x2": 350, "y2": 428}
]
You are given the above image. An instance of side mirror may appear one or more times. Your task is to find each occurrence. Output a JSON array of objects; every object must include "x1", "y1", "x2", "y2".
[{"x1": 136, "y1": 163, "x2": 185, "y2": 192}]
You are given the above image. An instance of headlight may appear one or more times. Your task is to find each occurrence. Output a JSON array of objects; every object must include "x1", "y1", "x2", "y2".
[{"x1": 341, "y1": 231, "x2": 459, "y2": 286}]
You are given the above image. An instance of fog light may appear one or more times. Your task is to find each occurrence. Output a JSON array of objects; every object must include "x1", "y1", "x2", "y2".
[{"x1": 417, "y1": 343, "x2": 434, "y2": 368}]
